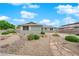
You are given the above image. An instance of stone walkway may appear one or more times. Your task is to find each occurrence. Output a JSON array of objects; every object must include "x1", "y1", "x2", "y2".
[{"x1": 49, "y1": 33, "x2": 79, "y2": 56}]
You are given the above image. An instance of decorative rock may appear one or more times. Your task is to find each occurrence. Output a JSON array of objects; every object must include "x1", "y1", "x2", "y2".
[{"x1": 1, "y1": 44, "x2": 9, "y2": 48}]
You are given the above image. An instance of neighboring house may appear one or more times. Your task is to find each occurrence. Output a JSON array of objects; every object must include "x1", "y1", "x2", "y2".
[
  {"x1": 17, "y1": 22, "x2": 42, "y2": 34},
  {"x1": 42, "y1": 26, "x2": 54, "y2": 32},
  {"x1": 58, "y1": 22, "x2": 79, "y2": 34},
  {"x1": 16, "y1": 22, "x2": 54, "y2": 34}
]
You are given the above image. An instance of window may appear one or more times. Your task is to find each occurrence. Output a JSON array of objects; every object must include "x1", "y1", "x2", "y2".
[
  {"x1": 50, "y1": 28, "x2": 53, "y2": 30},
  {"x1": 45, "y1": 28, "x2": 47, "y2": 30},
  {"x1": 23, "y1": 26, "x2": 29, "y2": 30}
]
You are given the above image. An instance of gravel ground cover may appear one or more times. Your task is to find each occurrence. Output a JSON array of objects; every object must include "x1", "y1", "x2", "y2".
[{"x1": 0, "y1": 33, "x2": 79, "y2": 56}]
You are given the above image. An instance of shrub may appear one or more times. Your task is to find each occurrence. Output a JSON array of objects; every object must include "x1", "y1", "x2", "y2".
[
  {"x1": 75, "y1": 34, "x2": 79, "y2": 36},
  {"x1": 34, "y1": 34, "x2": 40, "y2": 40},
  {"x1": 7, "y1": 29, "x2": 16, "y2": 33},
  {"x1": 27, "y1": 34, "x2": 40, "y2": 40},
  {"x1": 65, "y1": 35, "x2": 79, "y2": 42},
  {"x1": 40, "y1": 31, "x2": 45, "y2": 35},
  {"x1": 52, "y1": 33, "x2": 59, "y2": 37},
  {"x1": 1, "y1": 29, "x2": 16, "y2": 35},
  {"x1": 1, "y1": 32, "x2": 9, "y2": 35},
  {"x1": 27, "y1": 34, "x2": 34, "y2": 40}
]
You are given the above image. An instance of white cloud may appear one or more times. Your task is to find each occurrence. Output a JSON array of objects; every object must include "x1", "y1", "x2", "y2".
[
  {"x1": 10, "y1": 3, "x2": 40, "y2": 9},
  {"x1": 27, "y1": 4, "x2": 40, "y2": 8},
  {"x1": 10, "y1": 3, "x2": 23, "y2": 6},
  {"x1": 39, "y1": 17, "x2": 77, "y2": 27},
  {"x1": 0, "y1": 16, "x2": 10, "y2": 20},
  {"x1": 39, "y1": 19, "x2": 60, "y2": 27},
  {"x1": 13, "y1": 19, "x2": 25, "y2": 22},
  {"x1": 40, "y1": 19, "x2": 50, "y2": 24},
  {"x1": 21, "y1": 10, "x2": 37, "y2": 19},
  {"x1": 56, "y1": 4, "x2": 79, "y2": 16},
  {"x1": 63, "y1": 17, "x2": 76, "y2": 24},
  {"x1": 22, "y1": 4, "x2": 40, "y2": 9},
  {"x1": 51, "y1": 20, "x2": 60, "y2": 27}
]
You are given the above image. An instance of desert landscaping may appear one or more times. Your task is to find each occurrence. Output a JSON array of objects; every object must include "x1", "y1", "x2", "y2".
[
  {"x1": 0, "y1": 31, "x2": 79, "y2": 56},
  {"x1": 1, "y1": 3, "x2": 79, "y2": 56}
]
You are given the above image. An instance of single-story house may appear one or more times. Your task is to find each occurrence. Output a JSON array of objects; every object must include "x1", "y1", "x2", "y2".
[
  {"x1": 17, "y1": 22, "x2": 42, "y2": 34},
  {"x1": 16, "y1": 22, "x2": 54, "y2": 34},
  {"x1": 58, "y1": 22, "x2": 79, "y2": 34},
  {"x1": 42, "y1": 26, "x2": 54, "y2": 32}
]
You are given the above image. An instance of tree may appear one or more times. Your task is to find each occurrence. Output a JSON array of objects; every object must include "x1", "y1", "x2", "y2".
[{"x1": 0, "y1": 20, "x2": 15, "y2": 30}]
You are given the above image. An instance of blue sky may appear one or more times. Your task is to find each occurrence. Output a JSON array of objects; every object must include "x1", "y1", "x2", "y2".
[{"x1": 0, "y1": 3, "x2": 79, "y2": 27}]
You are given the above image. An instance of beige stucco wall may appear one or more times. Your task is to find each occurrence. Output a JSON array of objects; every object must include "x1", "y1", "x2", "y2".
[
  {"x1": 18, "y1": 25, "x2": 54, "y2": 34},
  {"x1": 30, "y1": 26, "x2": 41, "y2": 31},
  {"x1": 18, "y1": 26, "x2": 42, "y2": 34},
  {"x1": 19, "y1": 26, "x2": 23, "y2": 30}
]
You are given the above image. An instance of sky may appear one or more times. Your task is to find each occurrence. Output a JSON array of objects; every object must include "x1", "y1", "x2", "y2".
[{"x1": 0, "y1": 3, "x2": 79, "y2": 27}]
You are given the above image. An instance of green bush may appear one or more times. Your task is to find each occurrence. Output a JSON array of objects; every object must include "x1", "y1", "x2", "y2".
[
  {"x1": 7, "y1": 30, "x2": 16, "y2": 33},
  {"x1": 34, "y1": 35, "x2": 40, "y2": 40},
  {"x1": 27, "y1": 34, "x2": 34, "y2": 40},
  {"x1": 65, "y1": 35, "x2": 79, "y2": 42},
  {"x1": 52, "y1": 33, "x2": 59, "y2": 36},
  {"x1": 1, "y1": 29, "x2": 16, "y2": 35},
  {"x1": 75, "y1": 34, "x2": 79, "y2": 36},
  {"x1": 40, "y1": 31, "x2": 45, "y2": 35},
  {"x1": 1, "y1": 32, "x2": 9, "y2": 35},
  {"x1": 0, "y1": 20, "x2": 15, "y2": 30},
  {"x1": 27, "y1": 34, "x2": 40, "y2": 40}
]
